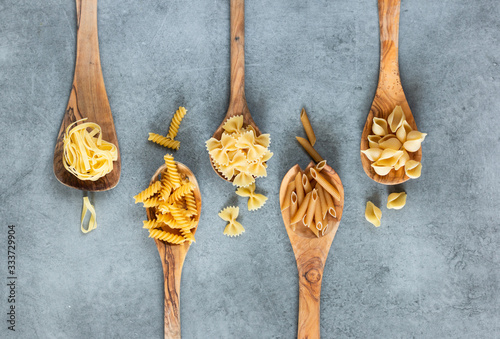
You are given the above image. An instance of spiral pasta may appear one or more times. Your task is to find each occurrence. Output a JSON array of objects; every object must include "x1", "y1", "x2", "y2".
[
  {"x1": 164, "y1": 154, "x2": 181, "y2": 188},
  {"x1": 148, "y1": 229, "x2": 186, "y2": 244},
  {"x1": 184, "y1": 192, "x2": 197, "y2": 217},
  {"x1": 134, "y1": 181, "x2": 162, "y2": 203},
  {"x1": 167, "y1": 182, "x2": 195, "y2": 204},
  {"x1": 167, "y1": 106, "x2": 187, "y2": 140},
  {"x1": 148, "y1": 133, "x2": 180, "y2": 150},
  {"x1": 143, "y1": 220, "x2": 163, "y2": 229}
]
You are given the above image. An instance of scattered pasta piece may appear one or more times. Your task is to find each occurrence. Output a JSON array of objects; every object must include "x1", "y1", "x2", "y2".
[
  {"x1": 62, "y1": 119, "x2": 118, "y2": 181},
  {"x1": 134, "y1": 154, "x2": 199, "y2": 245},
  {"x1": 296, "y1": 137, "x2": 324, "y2": 163},
  {"x1": 365, "y1": 201, "x2": 382, "y2": 227},
  {"x1": 362, "y1": 106, "x2": 426, "y2": 179},
  {"x1": 235, "y1": 183, "x2": 268, "y2": 211},
  {"x1": 218, "y1": 206, "x2": 245, "y2": 237},
  {"x1": 167, "y1": 107, "x2": 187, "y2": 140},
  {"x1": 387, "y1": 192, "x2": 407, "y2": 210},
  {"x1": 148, "y1": 133, "x2": 180, "y2": 150},
  {"x1": 206, "y1": 115, "x2": 272, "y2": 187},
  {"x1": 300, "y1": 108, "x2": 316, "y2": 146},
  {"x1": 81, "y1": 196, "x2": 97, "y2": 233}
]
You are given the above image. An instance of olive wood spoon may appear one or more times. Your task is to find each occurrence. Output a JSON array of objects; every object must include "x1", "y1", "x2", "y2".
[
  {"x1": 53, "y1": 0, "x2": 120, "y2": 191},
  {"x1": 280, "y1": 162, "x2": 344, "y2": 339},
  {"x1": 146, "y1": 163, "x2": 202, "y2": 339},
  {"x1": 360, "y1": 0, "x2": 421, "y2": 185},
  {"x1": 210, "y1": 0, "x2": 261, "y2": 181}
]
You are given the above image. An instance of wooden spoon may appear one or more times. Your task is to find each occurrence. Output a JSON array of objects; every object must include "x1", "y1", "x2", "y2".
[
  {"x1": 209, "y1": 0, "x2": 262, "y2": 181},
  {"x1": 53, "y1": 0, "x2": 120, "y2": 191},
  {"x1": 280, "y1": 162, "x2": 344, "y2": 339},
  {"x1": 146, "y1": 163, "x2": 202, "y2": 339},
  {"x1": 360, "y1": 0, "x2": 421, "y2": 185}
]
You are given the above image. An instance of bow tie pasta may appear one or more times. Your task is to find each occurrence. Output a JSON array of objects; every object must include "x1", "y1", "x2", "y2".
[
  {"x1": 235, "y1": 183, "x2": 268, "y2": 211},
  {"x1": 206, "y1": 115, "x2": 273, "y2": 188},
  {"x1": 362, "y1": 106, "x2": 426, "y2": 179},
  {"x1": 218, "y1": 206, "x2": 245, "y2": 237}
]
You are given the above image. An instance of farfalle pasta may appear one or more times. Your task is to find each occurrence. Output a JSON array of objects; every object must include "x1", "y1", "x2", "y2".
[
  {"x1": 206, "y1": 115, "x2": 273, "y2": 187},
  {"x1": 218, "y1": 206, "x2": 245, "y2": 237},
  {"x1": 235, "y1": 183, "x2": 268, "y2": 211},
  {"x1": 362, "y1": 106, "x2": 427, "y2": 179},
  {"x1": 134, "y1": 153, "x2": 199, "y2": 245}
]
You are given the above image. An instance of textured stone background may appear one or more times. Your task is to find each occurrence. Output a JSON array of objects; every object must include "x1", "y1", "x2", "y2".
[{"x1": 1, "y1": 0, "x2": 499, "y2": 338}]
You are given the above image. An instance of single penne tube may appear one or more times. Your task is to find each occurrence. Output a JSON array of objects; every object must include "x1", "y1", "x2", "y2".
[
  {"x1": 296, "y1": 137, "x2": 324, "y2": 163},
  {"x1": 310, "y1": 168, "x2": 341, "y2": 201},
  {"x1": 314, "y1": 199, "x2": 323, "y2": 231},
  {"x1": 295, "y1": 172, "x2": 304, "y2": 205},
  {"x1": 316, "y1": 184, "x2": 328, "y2": 219},
  {"x1": 309, "y1": 220, "x2": 320, "y2": 237},
  {"x1": 281, "y1": 181, "x2": 296, "y2": 211},
  {"x1": 303, "y1": 189, "x2": 318, "y2": 228},
  {"x1": 302, "y1": 174, "x2": 313, "y2": 194},
  {"x1": 321, "y1": 222, "x2": 329, "y2": 236},
  {"x1": 316, "y1": 160, "x2": 327, "y2": 171},
  {"x1": 300, "y1": 107, "x2": 317, "y2": 146},
  {"x1": 291, "y1": 191, "x2": 312, "y2": 224},
  {"x1": 324, "y1": 189, "x2": 337, "y2": 218},
  {"x1": 290, "y1": 192, "x2": 298, "y2": 231}
]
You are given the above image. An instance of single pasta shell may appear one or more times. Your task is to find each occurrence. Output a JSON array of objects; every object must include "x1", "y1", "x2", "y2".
[
  {"x1": 379, "y1": 136, "x2": 402, "y2": 150},
  {"x1": 368, "y1": 135, "x2": 382, "y2": 148},
  {"x1": 394, "y1": 150, "x2": 410, "y2": 171},
  {"x1": 371, "y1": 164, "x2": 393, "y2": 176},
  {"x1": 388, "y1": 106, "x2": 406, "y2": 133},
  {"x1": 405, "y1": 160, "x2": 422, "y2": 179},
  {"x1": 361, "y1": 148, "x2": 383, "y2": 162},
  {"x1": 387, "y1": 192, "x2": 407, "y2": 210},
  {"x1": 372, "y1": 118, "x2": 388, "y2": 136},
  {"x1": 365, "y1": 201, "x2": 382, "y2": 227},
  {"x1": 374, "y1": 149, "x2": 404, "y2": 167},
  {"x1": 403, "y1": 131, "x2": 427, "y2": 152},
  {"x1": 396, "y1": 121, "x2": 413, "y2": 143}
]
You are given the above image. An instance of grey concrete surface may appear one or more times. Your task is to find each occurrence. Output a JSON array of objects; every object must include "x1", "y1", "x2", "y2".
[{"x1": 1, "y1": 0, "x2": 500, "y2": 338}]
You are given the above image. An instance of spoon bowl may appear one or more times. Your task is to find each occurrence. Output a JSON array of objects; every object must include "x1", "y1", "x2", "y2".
[
  {"x1": 146, "y1": 162, "x2": 201, "y2": 339},
  {"x1": 360, "y1": 0, "x2": 421, "y2": 185},
  {"x1": 209, "y1": 0, "x2": 262, "y2": 182},
  {"x1": 280, "y1": 161, "x2": 344, "y2": 338},
  {"x1": 53, "y1": 0, "x2": 120, "y2": 191}
]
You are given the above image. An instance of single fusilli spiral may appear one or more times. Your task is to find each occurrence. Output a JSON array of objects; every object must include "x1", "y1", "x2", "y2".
[
  {"x1": 184, "y1": 191, "x2": 197, "y2": 217},
  {"x1": 134, "y1": 181, "x2": 161, "y2": 203},
  {"x1": 167, "y1": 182, "x2": 195, "y2": 204},
  {"x1": 160, "y1": 172, "x2": 174, "y2": 201},
  {"x1": 142, "y1": 220, "x2": 163, "y2": 229},
  {"x1": 167, "y1": 106, "x2": 187, "y2": 139},
  {"x1": 148, "y1": 229, "x2": 186, "y2": 244},
  {"x1": 143, "y1": 196, "x2": 161, "y2": 207},
  {"x1": 164, "y1": 154, "x2": 181, "y2": 188},
  {"x1": 180, "y1": 227, "x2": 196, "y2": 243},
  {"x1": 148, "y1": 133, "x2": 180, "y2": 150}
]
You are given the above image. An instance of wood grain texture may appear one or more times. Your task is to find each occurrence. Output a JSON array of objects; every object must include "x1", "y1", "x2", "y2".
[
  {"x1": 360, "y1": 0, "x2": 422, "y2": 185},
  {"x1": 53, "y1": 0, "x2": 120, "y2": 191},
  {"x1": 209, "y1": 0, "x2": 261, "y2": 181},
  {"x1": 146, "y1": 163, "x2": 202, "y2": 339},
  {"x1": 280, "y1": 162, "x2": 344, "y2": 339}
]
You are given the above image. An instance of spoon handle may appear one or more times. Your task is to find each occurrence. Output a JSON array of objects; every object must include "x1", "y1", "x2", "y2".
[
  {"x1": 296, "y1": 251, "x2": 325, "y2": 339},
  {"x1": 229, "y1": 0, "x2": 247, "y2": 113},
  {"x1": 378, "y1": 0, "x2": 401, "y2": 89}
]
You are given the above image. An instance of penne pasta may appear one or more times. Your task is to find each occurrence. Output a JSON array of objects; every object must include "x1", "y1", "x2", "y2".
[
  {"x1": 308, "y1": 220, "x2": 320, "y2": 237},
  {"x1": 281, "y1": 181, "x2": 296, "y2": 211},
  {"x1": 321, "y1": 222, "x2": 329, "y2": 236},
  {"x1": 315, "y1": 160, "x2": 327, "y2": 171},
  {"x1": 291, "y1": 191, "x2": 312, "y2": 224},
  {"x1": 295, "y1": 172, "x2": 304, "y2": 205},
  {"x1": 300, "y1": 108, "x2": 317, "y2": 146},
  {"x1": 316, "y1": 184, "x2": 328, "y2": 219},
  {"x1": 296, "y1": 137, "x2": 324, "y2": 163},
  {"x1": 302, "y1": 174, "x2": 313, "y2": 194},
  {"x1": 303, "y1": 189, "x2": 318, "y2": 228},
  {"x1": 290, "y1": 192, "x2": 298, "y2": 231},
  {"x1": 310, "y1": 168, "x2": 341, "y2": 201},
  {"x1": 324, "y1": 187, "x2": 337, "y2": 218},
  {"x1": 314, "y1": 198, "x2": 323, "y2": 230}
]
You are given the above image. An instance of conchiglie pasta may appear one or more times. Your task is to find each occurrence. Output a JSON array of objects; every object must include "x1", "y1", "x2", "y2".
[
  {"x1": 387, "y1": 192, "x2": 407, "y2": 210},
  {"x1": 372, "y1": 118, "x2": 388, "y2": 136},
  {"x1": 387, "y1": 105, "x2": 405, "y2": 133},
  {"x1": 365, "y1": 201, "x2": 382, "y2": 227},
  {"x1": 405, "y1": 160, "x2": 422, "y2": 178}
]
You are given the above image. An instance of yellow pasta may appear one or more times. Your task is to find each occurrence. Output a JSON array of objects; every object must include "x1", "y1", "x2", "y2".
[
  {"x1": 378, "y1": 134, "x2": 402, "y2": 150},
  {"x1": 403, "y1": 131, "x2": 427, "y2": 152},
  {"x1": 373, "y1": 149, "x2": 404, "y2": 167},
  {"x1": 219, "y1": 206, "x2": 245, "y2": 237},
  {"x1": 81, "y1": 196, "x2": 97, "y2": 233},
  {"x1": 387, "y1": 192, "x2": 407, "y2": 210},
  {"x1": 396, "y1": 121, "x2": 413, "y2": 143},
  {"x1": 310, "y1": 168, "x2": 341, "y2": 201},
  {"x1": 361, "y1": 147, "x2": 383, "y2": 162},
  {"x1": 148, "y1": 133, "x2": 180, "y2": 150},
  {"x1": 167, "y1": 182, "x2": 195, "y2": 204},
  {"x1": 184, "y1": 191, "x2": 197, "y2": 217},
  {"x1": 365, "y1": 201, "x2": 382, "y2": 227},
  {"x1": 300, "y1": 108, "x2": 317, "y2": 146},
  {"x1": 405, "y1": 160, "x2": 422, "y2": 178},
  {"x1": 143, "y1": 196, "x2": 162, "y2": 208},
  {"x1": 394, "y1": 150, "x2": 410, "y2": 171},
  {"x1": 235, "y1": 183, "x2": 268, "y2": 211},
  {"x1": 63, "y1": 119, "x2": 118, "y2": 181},
  {"x1": 149, "y1": 229, "x2": 186, "y2": 244},
  {"x1": 372, "y1": 117, "x2": 388, "y2": 136},
  {"x1": 134, "y1": 181, "x2": 162, "y2": 203},
  {"x1": 143, "y1": 219, "x2": 163, "y2": 229},
  {"x1": 164, "y1": 154, "x2": 181, "y2": 188},
  {"x1": 180, "y1": 227, "x2": 196, "y2": 244},
  {"x1": 368, "y1": 135, "x2": 382, "y2": 148},
  {"x1": 295, "y1": 137, "x2": 324, "y2": 163},
  {"x1": 388, "y1": 105, "x2": 405, "y2": 133},
  {"x1": 167, "y1": 106, "x2": 187, "y2": 140}
]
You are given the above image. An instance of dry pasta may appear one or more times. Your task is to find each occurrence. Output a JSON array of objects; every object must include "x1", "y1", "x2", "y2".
[
  {"x1": 365, "y1": 201, "x2": 382, "y2": 227},
  {"x1": 63, "y1": 119, "x2": 118, "y2": 181},
  {"x1": 81, "y1": 196, "x2": 97, "y2": 233},
  {"x1": 295, "y1": 137, "x2": 324, "y2": 163},
  {"x1": 303, "y1": 189, "x2": 318, "y2": 228},
  {"x1": 134, "y1": 181, "x2": 162, "y2": 203},
  {"x1": 218, "y1": 206, "x2": 245, "y2": 237},
  {"x1": 387, "y1": 192, "x2": 407, "y2": 210},
  {"x1": 235, "y1": 183, "x2": 268, "y2": 211},
  {"x1": 310, "y1": 168, "x2": 341, "y2": 201},
  {"x1": 148, "y1": 133, "x2": 180, "y2": 150},
  {"x1": 300, "y1": 108, "x2": 317, "y2": 146},
  {"x1": 167, "y1": 106, "x2": 187, "y2": 140}
]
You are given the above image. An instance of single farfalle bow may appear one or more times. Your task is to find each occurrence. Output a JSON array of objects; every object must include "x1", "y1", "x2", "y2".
[
  {"x1": 235, "y1": 183, "x2": 268, "y2": 211},
  {"x1": 218, "y1": 206, "x2": 245, "y2": 237}
]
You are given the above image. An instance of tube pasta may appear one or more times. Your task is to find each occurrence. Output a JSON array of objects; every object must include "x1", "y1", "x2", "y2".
[
  {"x1": 310, "y1": 168, "x2": 341, "y2": 201},
  {"x1": 295, "y1": 137, "x2": 324, "y2": 163},
  {"x1": 281, "y1": 181, "x2": 296, "y2": 211},
  {"x1": 302, "y1": 174, "x2": 313, "y2": 194},
  {"x1": 303, "y1": 189, "x2": 318, "y2": 228},
  {"x1": 315, "y1": 160, "x2": 327, "y2": 171},
  {"x1": 314, "y1": 197, "x2": 323, "y2": 230},
  {"x1": 291, "y1": 191, "x2": 312, "y2": 224},
  {"x1": 365, "y1": 201, "x2": 382, "y2": 227},
  {"x1": 316, "y1": 185, "x2": 328, "y2": 219},
  {"x1": 295, "y1": 172, "x2": 304, "y2": 205},
  {"x1": 290, "y1": 192, "x2": 298, "y2": 230},
  {"x1": 387, "y1": 192, "x2": 407, "y2": 210},
  {"x1": 300, "y1": 108, "x2": 317, "y2": 146},
  {"x1": 166, "y1": 106, "x2": 187, "y2": 140},
  {"x1": 323, "y1": 187, "x2": 336, "y2": 218}
]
